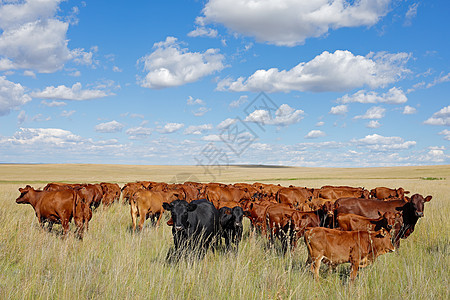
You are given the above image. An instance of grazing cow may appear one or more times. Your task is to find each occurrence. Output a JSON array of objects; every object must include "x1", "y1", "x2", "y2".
[
  {"x1": 162, "y1": 199, "x2": 220, "y2": 259},
  {"x1": 218, "y1": 206, "x2": 244, "y2": 251},
  {"x1": 304, "y1": 228, "x2": 395, "y2": 281},
  {"x1": 370, "y1": 187, "x2": 410, "y2": 200},
  {"x1": 337, "y1": 212, "x2": 401, "y2": 232},
  {"x1": 121, "y1": 182, "x2": 147, "y2": 204},
  {"x1": 100, "y1": 182, "x2": 121, "y2": 206},
  {"x1": 130, "y1": 189, "x2": 183, "y2": 231},
  {"x1": 317, "y1": 186, "x2": 369, "y2": 200},
  {"x1": 205, "y1": 185, "x2": 251, "y2": 207},
  {"x1": 276, "y1": 187, "x2": 313, "y2": 209},
  {"x1": 334, "y1": 194, "x2": 431, "y2": 247},
  {"x1": 16, "y1": 185, "x2": 91, "y2": 239},
  {"x1": 242, "y1": 201, "x2": 273, "y2": 233}
]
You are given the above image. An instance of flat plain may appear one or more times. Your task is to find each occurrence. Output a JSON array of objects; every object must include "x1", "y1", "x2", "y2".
[{"x1": 0, "y1": 164, "x2": 448, "y2": 299}]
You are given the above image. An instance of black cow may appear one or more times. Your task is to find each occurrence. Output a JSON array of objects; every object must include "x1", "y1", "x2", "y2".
[
  {"x1": 162, "y1": 199, "x2": 219, "y2": 260},
  {"x1": 219, "y1": 206, "x2": 244, "y2": 252}
]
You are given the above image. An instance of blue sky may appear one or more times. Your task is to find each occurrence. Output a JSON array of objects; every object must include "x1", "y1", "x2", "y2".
[{"x1": 0, "y1": 0, "x2": 449, "y2": 167}]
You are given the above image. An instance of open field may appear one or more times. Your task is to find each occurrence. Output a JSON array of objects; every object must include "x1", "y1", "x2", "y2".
[{"x1": 0, "y1": 164, "x2": 449, "y2": 299}]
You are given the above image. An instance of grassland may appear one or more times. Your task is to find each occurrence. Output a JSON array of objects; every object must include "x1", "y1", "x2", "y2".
[{"x1": 0, "y1": 164, "x2": 448, "y2": 299}]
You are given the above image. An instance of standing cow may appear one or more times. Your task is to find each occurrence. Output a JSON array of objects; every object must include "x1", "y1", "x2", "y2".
[
  {"x1": 16, "y1": 185, "x2": 91, "y2": 239},
  {"x1": 218, "y1": 206, "x2": 244, "y2": 252},
  {"x1": 162, "y1": 199, "x2": 220, "y2": 261}
]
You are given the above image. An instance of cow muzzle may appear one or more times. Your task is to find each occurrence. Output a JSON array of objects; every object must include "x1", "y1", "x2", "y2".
[
  {"x1": 415, "y1": 212, "x2": 424, "y2": 218},
  {"x1": 175, "y1": 226, "x2": 184, "y2": 232}
]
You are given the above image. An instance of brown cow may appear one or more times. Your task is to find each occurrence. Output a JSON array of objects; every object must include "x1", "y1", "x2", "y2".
[
  {"x1": 130, "y1": 189, "x2": 183, "y2": 231},
  {"x1": 16, "y1": 185, "x2": 91, "y2": 239},
  {"x1": 337, "y1": 212, "x2": 401, "y2": 232},
  {"x1": 317, "y1": 186, "x2": 369, "y2": 199},
  {"x1": 121, "y1": 182, "x2": 148, "y2": 204},
  {"x1": 370, "y1": 187, "x2": 410, "y2": 200},
  {"x1": 334, "y1": 194, "x2": 431, "y2": 247},
  {"x1": 276, "y1": 187, "x2": 313, "y2": 209},
  {"x1": 304, "y1": 228, "x2": 395, "y2": 281},
  {"x1": 242, "y1": 200, "x2": 273, "y2": 233},
  {"x1": 100, "y1": 182, "x2": 121, "y2": 206},
  {"x1": 205, "y1": 185, "x2": 251, "y2": 207}
]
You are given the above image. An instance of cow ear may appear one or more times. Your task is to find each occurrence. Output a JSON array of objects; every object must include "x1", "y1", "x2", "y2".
[
  {"x1": 162, "y1": 202, "x2": 172, "y2": 211},
  {"x1": 425, "y1": 196, "x2": 432, "y2": 202},
  {"x1": 405, "y1": 196, "x2": 410, "y2": 202},
  {"x1": 187, "y1": 203, "x2": 197, "y2": 212},
  {"x1": 377, "y1": 211, "x2": 382, "y2": 217}
]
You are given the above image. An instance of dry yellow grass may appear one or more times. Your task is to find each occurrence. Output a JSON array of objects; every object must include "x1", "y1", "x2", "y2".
[{"x1": 0, "y1": 164, "x2": 448, "y2": 299}]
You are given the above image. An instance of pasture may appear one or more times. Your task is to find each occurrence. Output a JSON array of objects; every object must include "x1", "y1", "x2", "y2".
[{"x1": 0, "y1": 164, "x2": 448, "y2": 299}]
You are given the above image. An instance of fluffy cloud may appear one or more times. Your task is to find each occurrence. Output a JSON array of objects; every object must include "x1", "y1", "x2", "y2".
[
  {"x1": 305, "y1": 130, "x2": 326, "y2": 139},
  {"x1": 0, "y1": 0, "x2": 73, "y2": 73},
  {"x1": 366, "y1": 120, "x2": 381, "y2": 128},
  {"x1": 438, "y1": 129, "x2": 450, "y2": 141},
  {"x1": 158, "y1": 122, "x2": 185, "y2": 134},
  {"x1": 354, "y1": 134, "x2": 416, "y2": 151},
  {"x1": 187, "y1": 96, "x2": 205, "y2": 106},
  {"x1": 0, "y1": 76, "x2": 32, "y2": 116},
  {"x1": 187, "y1": 27, "x2": 218, "y2": 38},
  {"x1": 3, "y1": 127, "x2": 82, "y2": 146},
  {"x1": 229, "y1": 95, "x2": 248, "y2": 108},
  {"x1": 403, "y1": 105, "x2": 417, "y2": 115},
  {"x1": 244, "y1": 104, "x2": 304, "y2": 126},
  {"x1": 338, "y1": 87, "x2": 407, "y2": 104},
  {"x1": 329, "y1": 104, "x2": 348, "y2": 115},
  {"x1": 354, "y1": 106, "x2": 386, "y2": 119},
  {"x1": 424, "y1": 106, "x2": 450, "y2": 126},
  {"x1": 184, "y1": 124, "x2": 213, "y2": 135},
  {"x1": 218, "y1": 51, "x2": 410, "y2": 93},
  {"x1": 201, "y1": 0, "x2": 392, "y2": 46},
  {"x1": 95, "y1": 120, "x2": 124, "y2": 133},
  {"x1": 31, "y1": 82, "x2": 112, "y2": 101},
  {"x1": 139, "y1": 37, "x2": 225, "y2": 89},
  {"x1": 125, "y1": 127, "x2": 152, "y2": 140},
  {"x1": 217, "y1": 118, "x2": 237, "y2": 130}
]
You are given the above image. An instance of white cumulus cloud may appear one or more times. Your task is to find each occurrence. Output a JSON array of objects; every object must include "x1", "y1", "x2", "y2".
[
  {"x1": 188, "y1": 27, "x2": 218, "y2": 38},
  {"x1": 329, "y1": 104, "x2": 348, "y2": 115},
  {"x1": 366, "y1": 120, "x2": 381, "y2": 128},
  {"x1": 0, "y1": 76, "x2": 32, "y2": 116},
  {"x1": 424, "y1": 106, "x2": 450, "y2": 126},
  {"x1": 305, "y1": 130, "x2": 326, "y2": 139},
  {"x1": 244, "y1": 104, "x2": 304, "y2": 126},
  {"x1": 201, "y1": 0, "x2": 392, "y2": 46},
  {"x1": 139, "y1": 36, "x2": 225, "y2": 89},
  {"x1": 184, "y1": 124, "x2": 213, "y2": 135},
  {"x1": 403, "y1": 105, "x2": 417, "y2": 114},
  {"x1": 354, "y1": 106, "x2": 386, "y2": 119},
  {"x1": 218, "y1": 50, "x2": 410, "y2": 93},
  {"x1": 31, "y1": 82, "x2": 112, "y2": 101},
  {"x1": 158, "y1": 122, "x2": 185, "y2": 134},
  {"x1": 338, "y1": 87, "x2": 407, "y2": 104},
  {"x1": 217, "y1": 118, "x2": 237, "y2": 130},
  {"x1": 126, "y1": 127, "x2": 152, "y2": 140},
  {"x1": 95, "y1": 120, "x2": 124, "y2": 133},
  {"x1": 354, "y1": 134, "x2": 416, "y2": 151},
  {"x1": 438, "y1": 129, "x2": 450, "y2": 141},
  {"x1": 0, "y1": 0, "x2": 76, "y2": 73}
]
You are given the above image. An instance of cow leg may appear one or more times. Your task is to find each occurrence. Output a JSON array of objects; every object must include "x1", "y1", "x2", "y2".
[
  {"x1": 155, "y1": 212, "x2": 163, "y2": 227},
  {"x1": 130, "y1": 203, "x2": 138, "y2": 231},
  {"x1": 349, "y1": 260, "x2": 360, "y2": 282},
  {"x1": 311, "y1": 256, "x2": 322, "y2": 281},
  {"x1": 61, "y1": 218, "x2": 70, "y2": 238},
  {"x1": 138, "y1": 213, "x2": 146, "y2": 231}
]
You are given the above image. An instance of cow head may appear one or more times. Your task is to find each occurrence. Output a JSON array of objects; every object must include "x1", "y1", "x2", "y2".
[
  {"x1": 409, "y1": 194, "x2": 432, "y2": 217},
  {"x1": 372, "y1": 229, "x2": 395, "y2": 254},
  {"x1": 16, "y1": 185, "x2": 33, "y2": 204},
  {"x1": 162, "y1": 200, "x2": 197, "y2": 232},
  {"x1": 361, "y1": 189, "x2": 370, "y2": 199}
]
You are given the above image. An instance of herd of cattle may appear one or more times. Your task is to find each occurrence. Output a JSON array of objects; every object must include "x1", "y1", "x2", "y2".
[{"x1": 15, "y1": 181, "x2": 432, "y2": 281}]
